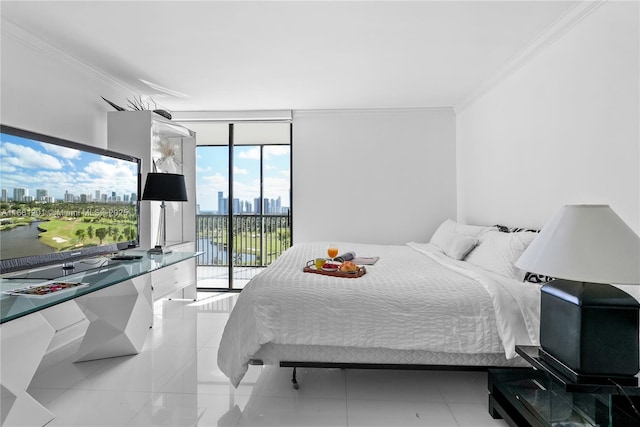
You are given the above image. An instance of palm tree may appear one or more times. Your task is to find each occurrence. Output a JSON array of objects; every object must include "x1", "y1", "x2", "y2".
[{"x1": 95, "y1": 228, "x2": 107, "y2": 244}]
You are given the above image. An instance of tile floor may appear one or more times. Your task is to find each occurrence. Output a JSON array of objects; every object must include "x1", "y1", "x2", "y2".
[{"x1": 27, "y1": 293, "x2": 508, "y2": 427}]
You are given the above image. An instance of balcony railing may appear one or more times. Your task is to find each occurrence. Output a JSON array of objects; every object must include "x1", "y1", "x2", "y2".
[{"x1": 196, "y1": 214, "x2": 291, "y2": 267}]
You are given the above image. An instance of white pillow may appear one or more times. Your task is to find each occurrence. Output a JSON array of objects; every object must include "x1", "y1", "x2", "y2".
[
  {"x1": 465, "y1": 230, "x2": 537, "y2": 280},
  {"x1": 430, "y1": 219, "x2": 491, "y2": 251},
  {"x1": 429, "y1": 219, "x2": 457, "y2": 250},
  {"x1": 444, "y1": 233, "x2": 479, "y2": 260},
  {"x1": 455, "y1": 223, "x2": 491, "y2": 238}
]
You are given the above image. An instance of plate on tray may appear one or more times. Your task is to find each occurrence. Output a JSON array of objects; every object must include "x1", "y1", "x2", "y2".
[{"x1": 4, "y1": 281, "x2": 89, "y2": 297}]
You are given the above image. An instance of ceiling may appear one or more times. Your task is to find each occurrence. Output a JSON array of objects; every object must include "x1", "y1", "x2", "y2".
[{"x1": 1, "y1": 1, "x2": 577, "y2": 112}]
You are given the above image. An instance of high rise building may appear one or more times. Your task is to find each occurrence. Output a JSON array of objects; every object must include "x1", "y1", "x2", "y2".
[
  {"x1": 1, "y1": 189, "x2": 7, "y2": 203},
  {"x1": 217, "y1": 192, "x2": 225, "y2": 214},
  {"x1": 13, "y1": 188, "x2": 27, "y2": 202},
  {"x1": 36, "y1": 189, "x2": 48, "y2": 201}
]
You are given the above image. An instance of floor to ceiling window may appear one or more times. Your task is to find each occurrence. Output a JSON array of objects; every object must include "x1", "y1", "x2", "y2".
[{"x1": 192, "y1": 121, "x2": 292, "y2": 291}]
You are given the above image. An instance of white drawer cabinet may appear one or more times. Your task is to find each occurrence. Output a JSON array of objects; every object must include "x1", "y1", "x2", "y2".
[{"x1": 151, "y1": 257, "x2": 196, "y2": 301}]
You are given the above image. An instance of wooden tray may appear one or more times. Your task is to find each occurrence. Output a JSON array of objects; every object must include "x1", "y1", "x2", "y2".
[{"x1": 303, "y1": 265, "x2": 366, "y2": 278}]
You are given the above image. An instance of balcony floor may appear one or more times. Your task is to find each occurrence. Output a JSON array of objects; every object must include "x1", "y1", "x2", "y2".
[{"x1": 197, "y1": 266, "x2": 264, "y2": 291}]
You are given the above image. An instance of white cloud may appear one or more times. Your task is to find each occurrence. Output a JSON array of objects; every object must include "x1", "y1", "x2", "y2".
[
  {"x1": 233, "y1": 166, "x2": 249, "y2": 175},
  {"x1": 39, "y1": 143, "x2": 81, "y2": 160},
  {"x1": 264, "y1": 176, "x2": 290, "y2": 206},
  {"x1": 2, "y1": 142, "x2": 63, "y2": 170},
  {"x1": 196, "y1": 173, "x2": 228, "y2": 211},
  {"x1": 238, "y1": 147, "x2": 260, "y2": 160},
  {"x1": 264, "y1": 146, "x2": 289, "y2": 159},
  {"x1": 196, "y1": 165, "x2": 212, "y2": 173}
]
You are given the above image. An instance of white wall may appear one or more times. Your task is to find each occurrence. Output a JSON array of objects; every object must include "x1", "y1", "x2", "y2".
[
  {"x1": 1, "y1": 20, "x2": 131, "y2": 147},
  {"x1": 293, "y1": 108, "x2": 456, "y2": 244},
  {"x1": 456, "y1": 1, "x2": 640, "y2": 233}
]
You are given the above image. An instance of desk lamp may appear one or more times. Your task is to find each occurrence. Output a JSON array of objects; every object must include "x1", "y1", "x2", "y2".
[
  {"x1": 516, "y1": 205, "x2": 640, "y2": 384},
  {"x1": 141, "y1": 172, "x2": 187, "y2": 254}
]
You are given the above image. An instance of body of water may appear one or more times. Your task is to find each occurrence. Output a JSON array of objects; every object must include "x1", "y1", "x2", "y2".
[
  {"x1": 0, "y1": 222, "x2": 53, "y2": 259},
  {"x1": 196, "y1": 238, "x2": 257, "y2": 265}
]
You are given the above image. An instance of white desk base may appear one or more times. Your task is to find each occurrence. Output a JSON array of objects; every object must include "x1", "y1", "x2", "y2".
[
  {"x1": 0, "y1": 313, "x2": 56, "y2": 427},
  {"x1": 75, "y1": 273, "x2": 152, "y2": 362},
  {"x1": 0, "y1": 274, "x2": 153, "y2": 425}
]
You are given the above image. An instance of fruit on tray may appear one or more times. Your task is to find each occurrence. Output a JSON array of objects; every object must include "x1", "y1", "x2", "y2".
[{"x1": 322, "y1": 262, "x2": 340, "y2": 270}]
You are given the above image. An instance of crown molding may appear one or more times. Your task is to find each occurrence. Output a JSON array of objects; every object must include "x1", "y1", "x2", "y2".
[
  {"x1": 1, "y1": 16, "x2": 136, "y2": 95},
  {"x1": 172, "y1": 110, "x2": 293, "y2": 122},
  {"x1": 454, "y1": 0, "x2": 607, "y2": 114},
  {"x1": 294, "y1": 107, "x2": 455, "y2": 118}
]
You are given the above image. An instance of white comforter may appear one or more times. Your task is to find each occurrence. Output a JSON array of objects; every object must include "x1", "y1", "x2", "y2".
[{"x1": 218, "y1": 242, "x2": 540, "y2": 387}]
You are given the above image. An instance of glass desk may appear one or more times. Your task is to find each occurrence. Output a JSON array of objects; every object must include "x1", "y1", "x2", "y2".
[
  {"x1": 1, "y1": 251, "x2": 197, "y2": 324},
  {"x1": 0, "y1": 251, "x2": 198, "y2": 426},
  {"x1": 488, "y1": 346, "x2": 640, "y2": 426}
]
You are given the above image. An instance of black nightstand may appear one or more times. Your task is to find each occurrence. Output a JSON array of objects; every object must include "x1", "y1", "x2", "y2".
[{"x1": 488, "y1": 346, "x2": 640, "y2": 426}]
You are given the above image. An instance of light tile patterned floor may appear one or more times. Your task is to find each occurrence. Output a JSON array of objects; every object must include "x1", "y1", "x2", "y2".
[{"x1": 27, "y1": 293, "x2": 507, "y2": 426}]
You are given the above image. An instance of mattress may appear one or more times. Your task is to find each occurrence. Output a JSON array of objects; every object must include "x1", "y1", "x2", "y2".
[{"x1": 218, "y1": 241, "x2": 540, "y2": 387}]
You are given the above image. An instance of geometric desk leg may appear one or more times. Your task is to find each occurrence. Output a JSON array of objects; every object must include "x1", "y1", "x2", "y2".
[
  {"x1": 0, "y1": 313, "x2": 56, "y2": 427},
  {"x1": 74, "y1": 274, "x2": 152, "y2": 362}
]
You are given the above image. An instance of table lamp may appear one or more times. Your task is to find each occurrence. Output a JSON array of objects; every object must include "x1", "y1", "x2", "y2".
[
  {"x1": 516, "y1": 205, "x2": 640, "y2": 385},
  {"x1": 141, "y1": 172, "x2": 188, "y2": 254}
]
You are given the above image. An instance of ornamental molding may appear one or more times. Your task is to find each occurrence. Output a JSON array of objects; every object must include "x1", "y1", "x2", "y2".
[{"x1": 455, "y1": 0, "x2": 606, "y2": 114}]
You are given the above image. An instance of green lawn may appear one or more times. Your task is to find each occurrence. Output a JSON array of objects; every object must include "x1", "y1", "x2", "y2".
[{"x1": 37, "y1": 219, "x2": 137, "y2": 251}]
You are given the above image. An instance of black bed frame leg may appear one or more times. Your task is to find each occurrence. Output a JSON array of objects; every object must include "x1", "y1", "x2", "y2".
[{"x1": 291, "y1": 367, "x2": 299, "y2": 389}]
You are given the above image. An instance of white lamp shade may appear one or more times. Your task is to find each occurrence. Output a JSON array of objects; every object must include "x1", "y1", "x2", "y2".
[{"x1": 515, "y1": 205, "x2": 640, "y2": 285}]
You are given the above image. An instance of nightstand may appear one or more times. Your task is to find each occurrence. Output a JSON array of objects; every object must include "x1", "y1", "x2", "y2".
[{"x1": 488, "y1": 346, "x2": 640, "y2": 426}]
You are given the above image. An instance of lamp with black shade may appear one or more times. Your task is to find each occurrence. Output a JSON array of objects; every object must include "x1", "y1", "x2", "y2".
[
  {"x1": 141, "y1": 172, "x2": 188, "y2": 255},
  {"x1": 515, "y1": 204, "x2": 640, "y2": 385}
]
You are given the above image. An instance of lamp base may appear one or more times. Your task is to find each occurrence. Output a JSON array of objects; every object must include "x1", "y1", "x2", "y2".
[
  {"x1": 540, "y1": 279, "x2": 640, "y2": 381},
  {"x1": 539, "y1": 347, "x2": 638, "y2": 386},
  {"x1": 147, "y1": 245, "x2": 173, "y2": 255}
]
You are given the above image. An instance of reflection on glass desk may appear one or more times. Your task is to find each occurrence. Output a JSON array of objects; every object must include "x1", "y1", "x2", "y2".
[
  {"x1": 488, "y1": 346, "x2": 640, "y2": 426},
  {"x1": 0, "y1": 251, "x2": 198, "y2": 324}
]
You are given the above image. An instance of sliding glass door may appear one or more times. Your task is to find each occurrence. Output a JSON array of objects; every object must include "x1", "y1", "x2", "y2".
[{"x1": 194, "y1": 122, "x2": 292, "y2": 290}]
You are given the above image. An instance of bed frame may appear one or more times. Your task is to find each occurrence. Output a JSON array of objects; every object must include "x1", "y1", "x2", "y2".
[{"x1": 250, "y1": 359, "x2": 508, "y2": 389}]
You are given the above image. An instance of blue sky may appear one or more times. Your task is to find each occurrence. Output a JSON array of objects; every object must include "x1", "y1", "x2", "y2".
[
  {"x1": 0, "y1": 133, "x2": 138, "y2": 201},
  {"x1": 196, "y1": 145, "x2": 290, "y2": 212}
]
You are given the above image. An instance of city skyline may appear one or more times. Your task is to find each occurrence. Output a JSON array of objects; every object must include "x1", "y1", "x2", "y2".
[
  {"x1": 1, "y1": 185, "x2": 137, "y2": 204},
  {"x1": 197, "y1": 191, "x2": 287, "y2": 215},
  {"x1": 196, "y1": 145, "x2": 290, "y2": 213},
  {"x1": 1, "y1": 133, "x2": 139, "y2": 202}
]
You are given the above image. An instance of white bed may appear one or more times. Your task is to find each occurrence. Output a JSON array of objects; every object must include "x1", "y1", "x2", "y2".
[{"x1": 218, "y1": 225, "x2": 542, "y2": 387}]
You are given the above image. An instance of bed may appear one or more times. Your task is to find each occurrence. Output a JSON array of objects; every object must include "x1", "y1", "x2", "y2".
[{"x1": 217, "y1": 221, "x2": 542, "y2": 388}]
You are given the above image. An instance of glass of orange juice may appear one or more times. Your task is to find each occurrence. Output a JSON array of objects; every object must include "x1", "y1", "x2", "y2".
[{"x1": 327, "y1": 244, "x2": 338, "y2": 261}]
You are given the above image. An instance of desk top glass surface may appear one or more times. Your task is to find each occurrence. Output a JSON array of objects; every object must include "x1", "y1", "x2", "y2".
[{"x1": 0, "y1": 251, "x2": 197, "y2": 324}]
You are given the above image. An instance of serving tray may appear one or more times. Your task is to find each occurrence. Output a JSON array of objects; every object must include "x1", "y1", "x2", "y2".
[
  {"x1": 3, "y1": 282, "x2": 89, "y2": 297},
  {"x1": 303, "y1": 265, "x2": 366, "y2": 278}
]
